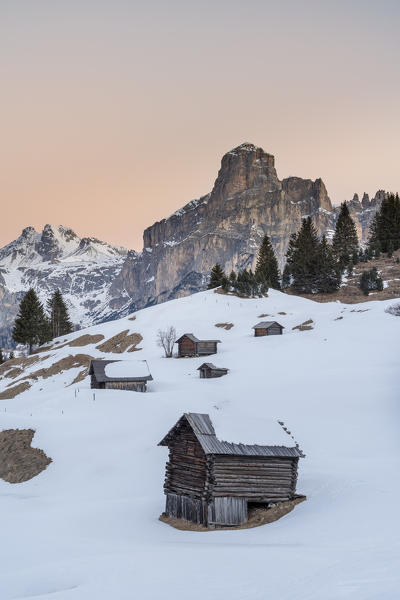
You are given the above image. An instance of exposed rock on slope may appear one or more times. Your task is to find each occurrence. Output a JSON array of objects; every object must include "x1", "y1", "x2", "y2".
[{"x1": 109, "y1": 143, "x2": 383, "y2": 313}]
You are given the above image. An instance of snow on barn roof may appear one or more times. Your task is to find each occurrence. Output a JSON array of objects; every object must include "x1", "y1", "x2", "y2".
[
  {"x1": 159, "y1": 413, "x2": 303, "y2": 458},
  {"x1": 252, "y1": 321, "x2": 284, "y2": 329},
  {"x1": 89, "y1": 359, "x2": 153, "y2": 382},
  {"x1": 196, "y1": 363, "x2": 228, "y2": 371}
]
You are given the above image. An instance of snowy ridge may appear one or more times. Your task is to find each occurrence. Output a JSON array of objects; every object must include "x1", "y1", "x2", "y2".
[{"x1": 0, "y1": 289, "x2": 399, "y2": 599}]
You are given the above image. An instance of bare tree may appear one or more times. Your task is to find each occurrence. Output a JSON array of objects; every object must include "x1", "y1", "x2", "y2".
[{"x1": 157, "y1": 326, "x2": 176, "y2": 357}]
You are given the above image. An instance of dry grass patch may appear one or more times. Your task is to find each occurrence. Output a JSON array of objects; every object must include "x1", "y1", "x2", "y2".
[
  {"x1": 96, "y1": 330, "x2": 143, "y2": 353},
  {"x1": 215, "y1": 323, "x2": 234, "y2": 330},
  {"x1": 0, "y1": 429, "x2": 51, "y2": 483},
  {"x1": 257, "y1": 313, "x2": 270, "y2": 318},
  {"x1": 0, "y1": 381, "x2": 31, "y2": 400},
  {"x1": 160, "y1": 496, "x2": 306, "y2": 532},
  {"x1": 335, "y1": 316, "x2": 344, "y2": 321},
  {"x1": 293, "y1": 319, "x2": 314, "y2": 331},
  {"x1": 278, "y1": 311, "x2": 287, "y2": 315},
  {"x1": 18, "y1": 354, "x2": 94, "y2": 383},
  {"x1": 0, "y1": 355, "x2": 41, "y2": 378},
  {"x1": 68, "y1": 334, "x2": 104, "y2": 347},
  {"x1": 128, "y1": 315, "x2": 136, "y2": 321},
  {"x1": 3, "y1": 367, "x2": 24, "y2": 379}
]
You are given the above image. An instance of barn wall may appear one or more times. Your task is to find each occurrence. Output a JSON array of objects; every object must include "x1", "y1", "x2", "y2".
[
  {"x1": 197, "y1": 342, "x2": 217, "y2": 355},
  {"x1": 254, "y1": 328, "x2": 267, "y2": 337},
  {"x1": 211, "y1": 455, "x2": 298, "y2": 501},
  {"x1": 165, "y1": 493, "x2": 208, "y2": 525},
  {"x1": 267, "y1": 327, "x2": 282, "y2": 335},
  {"x1": 162, "y1": 420, "x2": 208, "y2": 499},
  {"x1": 178, "y1": 338, "x2": 196, "y2": 356},
  {"x1": 104, "y1": 381, "x2": 146, "y2": 392},
  {"x1": 208, "y1": 497, "x2": 247, "y2": 526}
]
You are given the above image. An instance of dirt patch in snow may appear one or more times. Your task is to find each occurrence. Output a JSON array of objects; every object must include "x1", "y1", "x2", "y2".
[
  {"x1": 278, "y1": 311, "x2": 287, "y2": 315},
  {"x1": 257, "y1": 313, "x2": 270, "y2": 318},
  {"x1": 159, "y1": 496, "x2": 306, "y2": 532},
  {"x1": 0, "y1": 355, "x2": 41, "y2": 378},
  {"x1": 68, "y1": 334, "x2": 105, "y2": 347},
  {"x1": 3, "y1": 367, "x2": 24, "y2": 379},
  {"x1": 215, "y1": 323, "x2": 234, "y2": 330},
  {"x1": 335, "y1": 316, "x2": 344, "y2": 320},
  {"x1": 128, "y1": 316, "x2": 136, "y2": 321},
  {"x1": 0, "y1": 381, "x2": 31, "y2": 400},
  {"x1": 0, "y1": 429, "x2": 52, "y2": 483},
  {"x1": 18, "y1": 354, "x2": 94, "y2": 383},
  {"x1": 96, "y1": 330, "x2": 143, "y2": 353},
  {"x1": 292, "y1": 319, "x2": 314, "y2": 331}
]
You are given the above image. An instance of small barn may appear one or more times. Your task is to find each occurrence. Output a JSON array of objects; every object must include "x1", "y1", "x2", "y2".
[
  {"x1": 197, "y1": 363, "x2": 228, "y2": 379},
  {"x1": 159, "y1": 413, "x2": 303, "y2": 528},
  {"x1": 176, "y1": 334, "x2": 221, "y2": 357},
  {"x1": 252, "y1": 321, "x2": 284, "y2": 336},
  {"x1": 89, "y1": 359, "x2": 153, "y2": 392}
]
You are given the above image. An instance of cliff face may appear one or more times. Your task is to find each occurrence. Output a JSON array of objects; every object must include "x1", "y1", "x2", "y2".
[{"x1": 109, "y1": 143, "x2": 383, "y2": 313}]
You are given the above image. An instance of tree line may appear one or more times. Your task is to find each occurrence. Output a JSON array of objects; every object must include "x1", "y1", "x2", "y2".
[
  {"x1": 10, "y1": 288, "x2": 73, "y2": 355},
  {"x1": 208, "y1": 193, "x2": 400, "y2": 297}
]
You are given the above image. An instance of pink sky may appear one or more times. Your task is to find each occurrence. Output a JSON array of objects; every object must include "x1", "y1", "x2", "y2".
[{"x1": 1, "y1": 1, "x2": 399, "y2": 250}]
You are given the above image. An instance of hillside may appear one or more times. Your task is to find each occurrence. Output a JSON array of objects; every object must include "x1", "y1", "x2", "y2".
[{"x1": 0, "y1": 289, "x2": 399, "y2": 599}]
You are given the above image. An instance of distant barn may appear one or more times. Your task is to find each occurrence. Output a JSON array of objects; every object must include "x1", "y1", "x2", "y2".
[
  {"x1": 176, "y1": 334, "x2": 221, "y2": 357},
  {"x1": 252, "y1": 321, "x2": 284, "y2": 336},
  {"x1": 89, "y1": 359, "x2": 153, "y2": 392},
  {"x1": 159, "y1": 413, "x2": 303, "y2": 528},
  {"x1": 197, "y1": 363, "x2": 228, "y2": 379}
]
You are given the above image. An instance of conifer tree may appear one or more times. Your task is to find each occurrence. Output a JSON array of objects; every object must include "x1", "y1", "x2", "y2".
[
  {"x1": 12, "y1": 289, "x2": 51, "y2": 354},
  {"x1": 0, "y1": 348, "x2": 4, "y2": 364},
  {"x1": 9, "y1": 351, "x2": 15, "y2": 360},
  {"x1": 368, "y1": 193, "x2": 400, "y2": 253},
  {"x1": 255, "y1": 234, "x2": 281, "y2": 289},
  {"x1": 207, "y1": 263, "x2": 226, "y2": 289},
  {"x1": 281, "y1": 264, "x2": 291, "y2": 289},
  {"x1": 47, "y1": 289, "x2": 73, "y2": 338},
  {"x1": 315, "y1": 236, "x2": 341, "y2": 293},
  {"x1": 285, "y1": 217, "x2": 320, "y2": 293},
  {"x1": 332, "y1": 202, "x2": 359, "y2": 271}
]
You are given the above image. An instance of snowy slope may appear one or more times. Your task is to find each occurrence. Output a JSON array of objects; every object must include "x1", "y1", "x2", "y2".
[{"x1": 0, "y1": 289, "x2": 399, "y2": 600}]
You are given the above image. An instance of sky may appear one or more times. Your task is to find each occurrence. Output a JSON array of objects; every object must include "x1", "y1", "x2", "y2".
[{"x1": 1, "y1": 0, "x2": 399, "y2": 250}]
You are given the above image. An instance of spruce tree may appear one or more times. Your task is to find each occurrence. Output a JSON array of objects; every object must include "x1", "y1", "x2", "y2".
[
  {"x1": 315, "y1": 236, "x2": 341, "y2": 293},
  {"x1": 207, "y1": 263, "x2": 226, "y2": 289},
  {"x1": 9, "y1": 351, "x2": 15, "y2": 360},
  {"x1": 332, "y1": 202, "x2": 359, "y2": 272},
  {"x1": 255, "y1": 234, "x2": 280, "y2": 289},
  {"x1": 47, "y1": 289, "x2": 73, "y2": 338},
  {"x1": 281, "y1": 264, "x2": 291, "y2": 289},
  {"x1": 0, "y1": 348, "x2": 4, "y2": 364},
  {"x1": 12, "y1": 289, "x2": 51, "y2": 354},
  {"x1": 368, "y1": 193, "x2": 400, "y2": 253},
  {"x1": 285, "y1": 217, "x2": 320, "y2": 293}
]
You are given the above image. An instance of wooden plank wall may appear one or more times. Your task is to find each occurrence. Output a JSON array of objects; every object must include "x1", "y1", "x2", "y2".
[
  {"x1": 104, "y1": 381, "x2": 146, "y2": 392},
  {"x1": 210, "y1": 455, "x2": 298, "y2": 501},
  {"x1": 208, "y1": 497, "x2": 247, "y2": 526}
]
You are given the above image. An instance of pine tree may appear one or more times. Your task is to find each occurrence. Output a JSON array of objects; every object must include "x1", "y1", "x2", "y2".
[
  {"x1": 368, "y1": 193, "x2": 400, "y2": 253},
  {"x1": 255, "y1": 234, "x2": 280, "y2": 289},
  {"x1": 281, "y1": 264, "x2": 291, "y2": 289},
  {"x1": 315, "y1": 236, "x2": 341, "y2": 293},
  {"x1": 12, "y1": 289, "x2": 51, "y2": 354},
  {"x1": 9, "y1": 351, "x2": 15, "y2": 360},
  {"x1": 47, "y1": 289, "x2": 73, "y2": 338},
  {"x1": 332, "y1": 202, "x2": 359, "y2": 272},
  {"x1": 285, "y1": 218, "x2": 320, "y2": 293},
  {"x1": 359, "y1": 267, "x2": 383, "y2": 296},
  {"x1": 0, "y1": 348, "x2": 4, "y2": 364},
  {"x1": 207, "y1": 263, "x2": 226, "y2": 289}
]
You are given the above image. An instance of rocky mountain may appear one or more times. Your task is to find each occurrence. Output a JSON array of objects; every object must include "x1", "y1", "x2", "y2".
[
  {"x1": 0, "y1": 143, "x2": 385, "y2": 345},
  {"x1": 0, "y1": 225, "x2": 129, "y2": 347},
  {"x1": 107, "y1": 143, "x2": 384, "y2": 314}
]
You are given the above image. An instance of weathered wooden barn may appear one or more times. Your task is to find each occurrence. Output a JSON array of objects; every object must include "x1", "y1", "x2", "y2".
[
  {"x1": 159, "y1": 413, "x2": 303, "y2": 528},
  {"x1": 176, "y1": 334, "x2": 221, "y2": 357},
  {"x1": 252, "y1": 321, "x2": 284, "y2": 336},
  {"x1": 197, "y1": 363, "x2": 228, "y2": 379},
  {"x1": 89, "y1": 359, "x2": 153, "y2": 392}
]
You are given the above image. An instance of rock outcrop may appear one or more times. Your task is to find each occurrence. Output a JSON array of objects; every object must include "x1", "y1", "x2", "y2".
[{"x1": 108, "y1": 143, "x2": 383, "y2": 313}]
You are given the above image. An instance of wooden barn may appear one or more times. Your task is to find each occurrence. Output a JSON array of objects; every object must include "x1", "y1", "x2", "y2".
[
  {"x1": 197, "y1": 363, "x2": 228, "y2": 379},
  {"x1": 158, "y1": 413, "x2": 303, "y2": 528},
  {"x1": 175, "y1": 334, "x2": 221, "y2": 357},
  {"x1": 252, "y1": 321, "x2": 284, "y2": 336},
  {"x1": 89, "y1": 359, "x2": 153, "y2": 392}
]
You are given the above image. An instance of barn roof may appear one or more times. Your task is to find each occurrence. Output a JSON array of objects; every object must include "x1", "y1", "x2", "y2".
[
  {"x1": 197, "y1": 363, "x2": 228, "y2": 371},
  {"x1": 175, "y1": 334, "x2": 221, "y2": 343},
  {"x1": 158, "y1": 413, "x2": 303, "y2": 458},
  {"x1": 89, "y1": 359, "x2": 153, "y2": 382},
  {"x1": 252, "y1": 321, "x2": 284, "y2": 329}
]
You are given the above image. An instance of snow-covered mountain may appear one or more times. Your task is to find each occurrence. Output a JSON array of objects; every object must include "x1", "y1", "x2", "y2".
[
  {"x1": 0, "y1": 224, "x2": 130, "y2": 347},
  {"x1": 0, "y1": 289, "x2": 399, "y2": 599}
]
